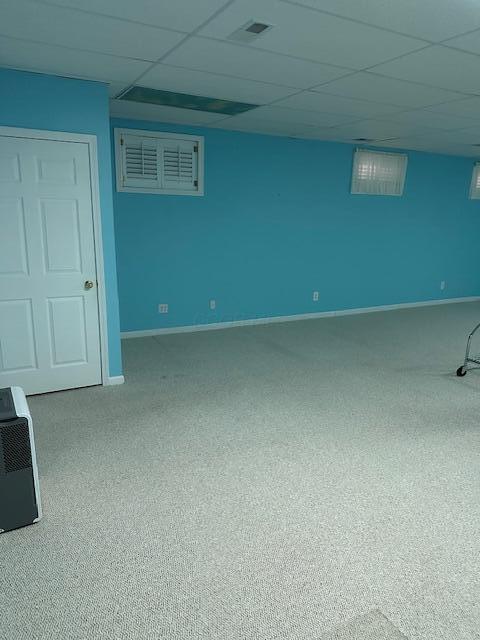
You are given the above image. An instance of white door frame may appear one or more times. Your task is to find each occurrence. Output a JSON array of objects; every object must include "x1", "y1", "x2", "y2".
[{"x1": 0, "y1": 125, "x2": 110, "y2": 387}]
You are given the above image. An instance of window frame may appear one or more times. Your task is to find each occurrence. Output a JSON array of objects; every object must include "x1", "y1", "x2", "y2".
[
  {"x1": 469, "y1": 162, "x2": 480, "y2": 200},
  {"x1": 114, "y1": 128, "x2": 204, "y2": 196},
  {"x1": 350, "y1": 148, "x2": 408, "y2": 197}
]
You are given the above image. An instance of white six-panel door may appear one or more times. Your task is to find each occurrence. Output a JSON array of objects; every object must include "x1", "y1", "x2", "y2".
[{"x1": 0, "y1": 135, "x2": 102, "y2": 395}]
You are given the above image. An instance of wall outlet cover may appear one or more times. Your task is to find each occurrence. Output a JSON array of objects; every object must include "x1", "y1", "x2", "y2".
[{"x1": 158, "y1": 303, "x2": 169, "y2": 314}]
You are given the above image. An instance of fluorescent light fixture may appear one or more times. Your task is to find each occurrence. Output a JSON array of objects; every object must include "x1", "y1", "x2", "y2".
[{"x1": 119, "y1": 86, "x2": 259, "y2": 116}]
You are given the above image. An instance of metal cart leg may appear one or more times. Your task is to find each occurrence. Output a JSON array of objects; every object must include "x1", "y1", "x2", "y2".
[{"x1": 457, "y1": 322, "x2": 480, "y2": 376}]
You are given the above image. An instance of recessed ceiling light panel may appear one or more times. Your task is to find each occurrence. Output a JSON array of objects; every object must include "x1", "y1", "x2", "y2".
[
  {"x1": 228, "y1": 20, "x2": 274, "y2": 43},
  {"x1": 119, "y1": 86, "x2": 259, "y2": 116}
]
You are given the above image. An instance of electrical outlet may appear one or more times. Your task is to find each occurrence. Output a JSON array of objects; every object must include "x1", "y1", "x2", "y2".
[
  {"x1": 440, "y1": 280, "x2": 446, "y2": 291},
  {"x1": 209, "y1": 299, "x2": 216, "y2": 310},
  {"x1": 313, "y1": 291, "x2": 319, "y2": 302},
  {"x1": 158, "y1": 303, "x2": 169, "y2": 314}
]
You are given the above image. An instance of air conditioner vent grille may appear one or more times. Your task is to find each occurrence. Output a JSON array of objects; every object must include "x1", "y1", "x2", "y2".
[{"x1": 1, "y1": 419, "x2": 32, "y2": 474}]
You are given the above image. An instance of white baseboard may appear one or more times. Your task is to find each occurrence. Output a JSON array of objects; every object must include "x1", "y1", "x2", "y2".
[
  {"x1": 104, "y1": 375, "x2": 125, "y2": 386},
  {"x1": 121, "y1": 296, "x2": 480, "y2": 340}
]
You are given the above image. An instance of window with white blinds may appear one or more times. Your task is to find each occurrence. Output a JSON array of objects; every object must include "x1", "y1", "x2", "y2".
[
  {"x1": 469, "y1": 163, "x2": 480, "y2": 199},
  {"x1": 115, "y1": 128, "x2": 204, "y2": 195},
  {"x1": 351, "y1": 149, "x2": 407, "y2": 196}
]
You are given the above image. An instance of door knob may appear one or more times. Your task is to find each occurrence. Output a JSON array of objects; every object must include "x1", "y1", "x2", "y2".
[{"x1": 84, "y1": 280, "x2": 94, "y2": 290}]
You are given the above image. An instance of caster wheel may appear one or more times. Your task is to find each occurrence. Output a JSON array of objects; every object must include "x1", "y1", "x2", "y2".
[{"x1": 456, "y1": 366, "x2": 467, "y2": 377}]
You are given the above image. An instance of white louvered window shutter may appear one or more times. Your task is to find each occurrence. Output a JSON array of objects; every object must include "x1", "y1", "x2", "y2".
[
  {"x1": 115, "y1": 129, "x2": 204, "y2": 196},
  {"x1": 161, "y1": 140, "x2": 198, "y2": 192},
  {"x1": 121, "y1": 134, "x2": 160, "y2": 189},
  {"x1": 469, "y1": 163, "x2": 480, "y2": 199},
  {"x1": 351, "y1": 149, "x2": 408, "y2": 196}
]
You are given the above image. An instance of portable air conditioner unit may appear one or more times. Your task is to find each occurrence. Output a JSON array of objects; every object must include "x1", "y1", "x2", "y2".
[{"x1": 0, "y1": 387, "x2": 42, "y2": 533}]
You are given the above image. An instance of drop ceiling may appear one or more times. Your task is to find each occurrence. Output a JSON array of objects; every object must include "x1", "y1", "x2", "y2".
[{"x1": 3, "y1": 0, "x2": 480, "y2": 156}]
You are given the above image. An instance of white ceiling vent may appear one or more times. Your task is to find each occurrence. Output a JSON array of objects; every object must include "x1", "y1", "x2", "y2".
[{"x1": 228, "y1": 20, "x2": 274, "y2": 43}]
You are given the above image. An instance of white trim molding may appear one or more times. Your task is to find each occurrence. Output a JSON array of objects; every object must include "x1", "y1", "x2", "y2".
[
  {"x1": 0, "y1": 125, "x2": 112, "y2": 388},
  {"x1": 121, "y1": 296, "x2": 480, "y2": 339},
  {"x1": 104, "y1": 375, "x2": 125, "y2": 386}
]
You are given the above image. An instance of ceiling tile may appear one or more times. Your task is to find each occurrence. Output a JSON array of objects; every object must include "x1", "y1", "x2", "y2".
[
  {"x1": 163, "y1": 37, "x2": 352, "y2": 89},
  {"x1": 198, "y1": 0, "x2": 426, "y2": 69},
  {"x1": 38, "y1": 0, "x2": 229, "y2": 32},
  {"x1": 108, "y1": 82, "x2": 131, "y2": 97},
  {"x1": 208, "y1": 116, "x2": 316, "y2": 137},
  {"x1": 425, "y1": 96, "x2": 480, "y2": 119},
  {"x1": 109, "y1": 99, "x2": 226, "y2": 124},
  {"x1": 377, "y1": 109, "x2": 480, "y2": 131},
  {"x1": 378, "y1": 136, "x2": 480, "y2": 157},
  {"x1": 370, "y1": 46, "x2": 480, "y2": 94},
  {"x1": 448, "y1": 124, "x2": 480, "y2": 138},
  {"x1": 0, "y1": 36, "x2": 151, "y2": 83},
  {"x1": 414, "y1": 129, "x2": 480, "y2": 145},
  {"x1": 286, "y1": 0, "x2": 480, "y2": 42},
  {"x1": 443, "y1": 29, "x2": 480, "y2": 56},
  {"x1": 432, "y1": 127, "x2": 480, "y2": 143},
  {"x1": 292, "y1": 129, "x2": 352, "y2": 142},
  {"x1": 275, "y1": 91, "x2": 405, "y2": 117},
  {"x1": 138, "y1": 64, "x2": 298, "y2": 104},
  {"x1": 313, "y1": 72, "x2": 465, "y2": 108},
  {"x1": 229, "y1": 105, "x2": 356, "y2": 127},
  {"x1": 326, "y1": 119, "x2": 441, "y2": 142},
  {"x1": 0, "y1": 0, "x2": 184, "y2": 61}
]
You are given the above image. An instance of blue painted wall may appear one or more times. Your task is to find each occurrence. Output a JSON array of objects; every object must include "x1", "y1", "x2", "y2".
[
  {"x1": 0, "y1": 69, "x2": 122, "y2": 376},
  {"x1": 112, "y1": 117, "x2": 480, "y2": 333}
]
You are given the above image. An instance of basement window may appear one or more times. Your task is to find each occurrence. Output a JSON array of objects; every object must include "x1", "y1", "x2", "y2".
[
  {"x1": 114, "y1": 128, "x2": 204, "y2": 196},
  {"x1": 469, "y1": 163, "x2": 480, "y2": 199},
  {"x1": 351, "y1": 149, "x2": 407, "y2": 196}
]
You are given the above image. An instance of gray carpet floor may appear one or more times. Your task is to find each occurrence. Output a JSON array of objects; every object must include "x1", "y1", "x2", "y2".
[
  {"x1": 322, "y1": 610, "x2": 407, "y2": 639},
  {"x1": 2, "y1": 302, "x2": 480, "y2": 639}
]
